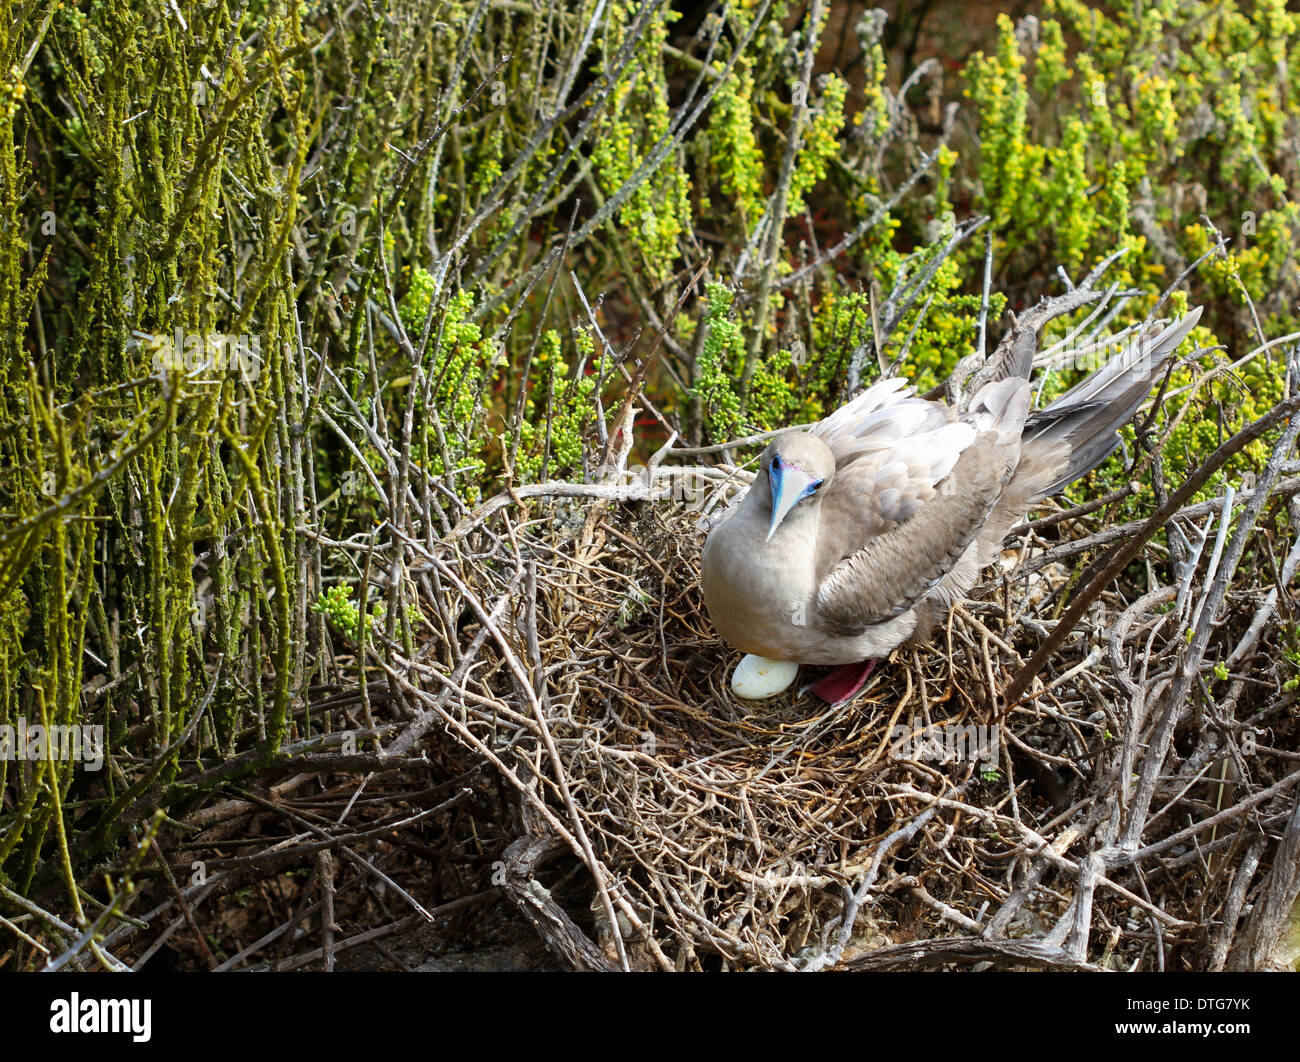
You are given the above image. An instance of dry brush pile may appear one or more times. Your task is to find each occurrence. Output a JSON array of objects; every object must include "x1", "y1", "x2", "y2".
[
  {"x1": 334, "y1": 277, "x2": 1300, "y2": 973},
  {"x1": 15, "y1": 268, "x2": 1300, "y2": 974},
  {"x1": 119, "y1": 263, "x2": 1297, "y2": 974}
]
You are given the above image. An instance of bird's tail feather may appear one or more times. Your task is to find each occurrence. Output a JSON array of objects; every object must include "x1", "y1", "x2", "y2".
[{"x1": 1022, "y1": 306, "x2": 1202, "y2": 496}]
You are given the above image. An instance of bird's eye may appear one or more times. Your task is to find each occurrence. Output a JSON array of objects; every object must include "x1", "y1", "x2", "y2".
[
  {"x1": 809, "y1": 479, "x2": 823, "y2": 493},
  {"x1": 771, "y1": 454, "x2": 783, "y2": 470}
]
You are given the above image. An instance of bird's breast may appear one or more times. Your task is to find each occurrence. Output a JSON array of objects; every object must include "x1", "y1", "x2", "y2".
[{"x1": 701, "y1": 512, "x2": 819, "y2": 659}]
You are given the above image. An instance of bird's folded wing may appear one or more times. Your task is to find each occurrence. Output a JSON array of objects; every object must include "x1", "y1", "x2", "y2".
[
  {"x1": 811, "y1": 376, "x2": 957, "y2": 464},
  {"x1": 814, "y1": 434, "x2": 1017, "y2": 636}
]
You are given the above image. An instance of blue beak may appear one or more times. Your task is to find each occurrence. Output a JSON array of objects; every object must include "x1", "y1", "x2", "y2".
[{"x1": 767, "y1": 462, "x2": 817, "y2": 542}]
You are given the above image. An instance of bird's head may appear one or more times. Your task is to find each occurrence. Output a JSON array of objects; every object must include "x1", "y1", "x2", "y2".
[{"x1": 760, "y1": 432, "x2": 835, "y2": 542}]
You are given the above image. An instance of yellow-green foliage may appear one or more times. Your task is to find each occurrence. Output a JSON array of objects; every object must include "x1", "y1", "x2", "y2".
[
  {"x1": 1035, "y1": 292, "x2": 1279, "y2": 509},
  {"x1": 693, "y1": 282, "x2": 746, "y2": 441},
  {"x1": 312, "y1": 583, "x2": 417, "y2": 642},
  {"x1": 965, "y1": 0, "x2": 1300, "y2": 306},
  {"x1": 690, "y1": 280, "x2": 808, "y2": 438},
  {"x1": 312, "y1": 583, "x2": 365, "y2": 640},
  {"x1": 516, "y1": 329, "x2": 599, "y2": 480},
  {"x1": 806, "y1": 287, "x2": 871, "y2": 421},
  {"x1": 399, "y1": 275, "x2": 495, "y2": 498},
  {"x1": 1153, "y1": 314, "x2": 1285, "y2": 502},
  {"x1": 591, "y1": 4, "x2": 692, "y2": 279},
  {"x1": 747, "y1": 347, "x2": 799, "y2": 432},
  {"x1": 856, "y1": 28, "x2": 891, "y2": 148},
  {"x1": 787, "y1": 74, "x2": 848, "y2": 219},
  {"x1": 706, "y1": 61, "x2": 766, "y2": 227},
  {"x1": 958, "y1": 0, "x2": 1299, "y2": 511}
]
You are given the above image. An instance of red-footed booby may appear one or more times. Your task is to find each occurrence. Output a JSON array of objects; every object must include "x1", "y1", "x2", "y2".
[{"x1": 701, "y1": 307, "x2": 1203, "y2": 705}]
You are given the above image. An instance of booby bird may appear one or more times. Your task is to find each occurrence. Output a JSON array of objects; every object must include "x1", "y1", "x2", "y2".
[{"x1": 701, "y1": 307, "x2": 1203, "y2": 705}]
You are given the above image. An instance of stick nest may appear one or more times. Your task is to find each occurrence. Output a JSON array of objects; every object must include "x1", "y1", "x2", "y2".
[{"x1": 406, "y1": 477, "x2": 1300, "y2": 972}]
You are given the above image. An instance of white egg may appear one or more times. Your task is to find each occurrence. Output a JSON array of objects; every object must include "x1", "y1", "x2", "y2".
[{"x1": 731, "y1": 654, "x2": 800, "y2": 699}]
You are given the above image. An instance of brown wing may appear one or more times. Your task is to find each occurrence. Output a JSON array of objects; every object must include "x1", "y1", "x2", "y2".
[{"x1": 814, "y1": 433, "x2": 1020, "y2": 636}]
